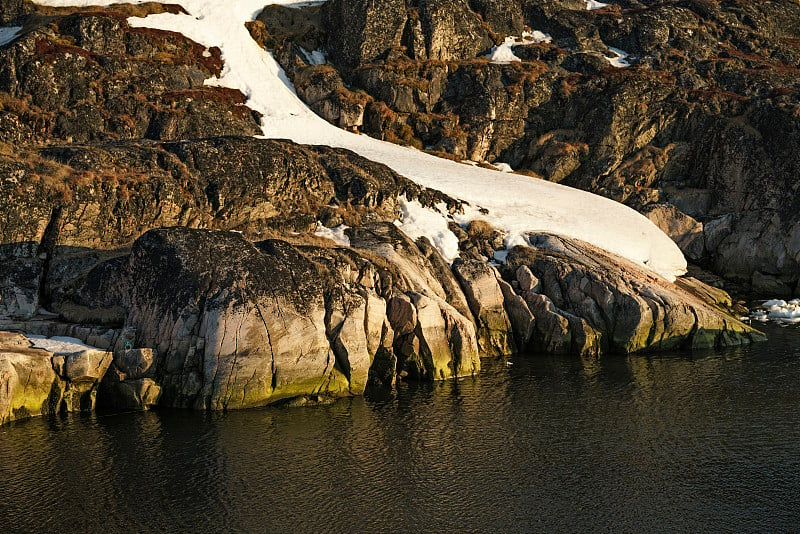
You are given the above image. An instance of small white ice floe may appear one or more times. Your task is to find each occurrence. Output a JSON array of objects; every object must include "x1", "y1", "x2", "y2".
[
  {"x1": 749, "y1": 298, "x2": 800, "y2": 325},
  {"x1": 605, "y1": 46, "x2": 631, "y2": 68},
  {"x1": 0, "y1": 26, "x2": 23, "y2": 47},
  {"x1": 314, "y1": 222, "x2": 351, "y2": 247},
  {"x1": 586, "y1": 0, "x2": 609, "y2": 10},
  {"x1": 487, "y1": 30, "x2": 552, "y2": 64}
]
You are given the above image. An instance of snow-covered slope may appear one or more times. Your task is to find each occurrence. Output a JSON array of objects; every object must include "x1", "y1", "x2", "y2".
[{"x1": 33, "y1": 0, "x2": 688, "y2": 281}]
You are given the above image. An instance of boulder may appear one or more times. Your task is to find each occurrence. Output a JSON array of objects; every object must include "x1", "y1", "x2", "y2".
[
  {"x1": 505, "y1": 234, "x2": 763, "y2": 355},
  {"x1": 0, "y1": 332, "x2": 62, "y2": 425},
  {"x1": 453, "y1": 259, "x2": 515, "y2": 356}
]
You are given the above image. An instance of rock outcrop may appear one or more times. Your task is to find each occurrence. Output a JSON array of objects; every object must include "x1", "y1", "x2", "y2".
[
  {"x1": 0, "y1": 3, "x2": 773, "y2": 425},
  {"x1": 502, "y1": 234, "x2": 763, "y2": 356},
  {"x1": 1, "y1": 221, "x2": 763, "y2": 423},
  {"x1": 27, "y1": 225, "x2": 481, "y2": 411},
  {"x1": 0, "y1": 331, "x2": 113, "y2": 425},
  {"x1": 266, "y1": 0, "x2": 800, "y2": 292}
]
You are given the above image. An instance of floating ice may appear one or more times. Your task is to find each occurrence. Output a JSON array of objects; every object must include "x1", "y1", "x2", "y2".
[{"x1": 749, "y1": 299, "x2": 800, "y2": 325}]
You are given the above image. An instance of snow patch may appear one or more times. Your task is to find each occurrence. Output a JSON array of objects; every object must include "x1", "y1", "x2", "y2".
[
  {"x1": 395, "y1": 198, "x2": 460, "y2": 263},
  {"x1": 299, "y1": 47, "x2": 326, "y2": 65},
  {"x1": 487, "y1": 30, "x2": 552, "y2": 64},
  {"x1": 493, "y1": 249, "x2": 509, "y2": 264},
  {"x1": 314, "y1": 222, "x2": 350, "y2": 247},
  {"x1": 32, "y1": 0, "x2": 688, "y2": 282},
  {"x1": 586, "y1": 0, "x2": 609, "y2": 10},
  {"x1": 0, "y1": 26, "x2": 22, "y2": 47},
  {"x1": 492, "y1": 162, "x2": 514, "y2": 173},
  {"x1": 27, "y1": 335, "x2": 99, "y2": 354},
  {"x1": 605, "y1": 46, "x2": 631, "y2": 68}
]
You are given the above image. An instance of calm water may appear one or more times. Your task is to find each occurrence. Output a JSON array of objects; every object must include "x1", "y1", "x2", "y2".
[{"x1": 2, "y1": 325, "x2": 799, "y2": 533}]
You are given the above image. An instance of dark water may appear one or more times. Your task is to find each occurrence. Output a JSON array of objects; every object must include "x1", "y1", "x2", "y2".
[{"x1": 2, "y1": 325, "x2": 800, "y2": 533}]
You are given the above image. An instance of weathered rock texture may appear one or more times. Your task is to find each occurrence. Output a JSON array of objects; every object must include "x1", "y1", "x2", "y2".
[
  {"x1": 0, "y1": 3, "x2": 771, "y2": 423},
  {"x1": 264, "y1": 0, "x2": 800, "y2": 292},
  {"x1": 0, "y1": 331, "x2": 113, "y2": 425},
  {"x1": 502, "y1": 234, "x2": 763, "y2": 356},
  {"x1": 28, "y1": 225, "x2": 482, "y2": 412}
]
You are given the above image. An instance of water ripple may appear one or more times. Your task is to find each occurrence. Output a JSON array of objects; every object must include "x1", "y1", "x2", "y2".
[{"x1": 1, "y1": 325, "x2": 800, "y2": 532}]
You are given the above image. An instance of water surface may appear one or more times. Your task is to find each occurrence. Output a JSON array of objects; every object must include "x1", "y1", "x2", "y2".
[{"x1": 2, "y1": 325, "x2": 799, "y2": 532}]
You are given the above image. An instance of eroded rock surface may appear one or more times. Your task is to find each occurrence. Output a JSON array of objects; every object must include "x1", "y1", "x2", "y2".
[
  {"x1": 263, "y1": 0, "x2": 800, "y2": 292},
  {"x1": 0, "y1": 331, "x2": 113, "y2": 425},
  {"x1": 502, "y1": 234, "x2": 763, "y2": 356}
]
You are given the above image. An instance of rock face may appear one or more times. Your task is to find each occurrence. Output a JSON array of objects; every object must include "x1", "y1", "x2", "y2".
[
  {"x1": 502, "y1": 234, "x2": 763, "y2": 356},
  {"x1": 0, "y1": 243, "x2": 42, "y2": 320},
  {"x1": 0, "y1": 10, "x2": 259, "y2": 146},
  {"x1": 0, "y1": 332, "x2": 61, "y2": 426},
  {"x1": 38, "y1": 225, "x2": 481, "y2": 411},
  {"x1": 0, "y1": 3, "x2": 773, "y2": 423},
  {"x1": 1, "y1": 220, "x2": 764, "y2": 422},
  {"x1": 0, "y1": 331, "x2": 113, "y2": 425},
  {"x1": 268, "y1": 0, "x2": 800, "y2": 292},
  {"x1": 452, "y1": 259, "x2": 515, "y2": 357}
]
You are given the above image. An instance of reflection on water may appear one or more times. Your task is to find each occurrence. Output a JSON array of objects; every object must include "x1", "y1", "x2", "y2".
[{"x1": 1, "y1": 325, "x2": 799, "y2": 532}]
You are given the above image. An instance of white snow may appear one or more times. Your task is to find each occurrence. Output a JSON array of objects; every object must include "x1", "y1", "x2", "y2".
[
  {"x1": 314, "y1": 222, "x2": 350, "y2": 247},
  {"x1": 0, "y1": 26, "x2": 23, "y2": 47},
  {"x1": 27, "y1": 335, "x2": 99, "y2": 354},
  {"x1": 586, "y1": 0, "x2": 609, "y2": 10},
  {"x1": 32, "y1": 0, "x2": 688, "y2": 281},
  {"x1": 750, "y1": 299, "x2": 800, "y2": 325},
  {"x1": 487, "y1": 30, "x2": 552, "y2": 64},
  {"x1": 605, "y1": 46, "x2": 631, "y2": 68},
  {"x1": 492, "y1": 162, "x2": 514, "y2": 173},
  {"x1": 299, "y1": 47, "x2": 326, "y2": 65},
  {"x1": 395, "y1": 198, "x2": 461, "y2": 263}
]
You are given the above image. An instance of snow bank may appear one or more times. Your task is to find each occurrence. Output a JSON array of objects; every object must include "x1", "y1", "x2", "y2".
[
  {"x1": 395, "y1": 198, "x2": 460, "y2": 263},
  {"x1": 28, "y1": 335, "x2": 99, "y2": 354},
  {"x1": 0, "y1": 26, "x2": 22, "y2": 47},
  {"x1": 492, "y1": 162, "x2": 514, "y2": 173},
  {"x1": 33, "y1": 0, "x2": 688, "y2": 281}
]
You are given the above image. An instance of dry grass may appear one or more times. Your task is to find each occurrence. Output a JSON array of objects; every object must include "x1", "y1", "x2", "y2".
[
  {"x1": 466, "y1": 219, "x2": 495, "y2": 240},
  {"x1": 23, "y1": 1, "x2": 187, "y2": 17}
]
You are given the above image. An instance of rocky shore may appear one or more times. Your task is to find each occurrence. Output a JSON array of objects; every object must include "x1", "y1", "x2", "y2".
[{"x1": 0, "y1": 1, "x2": 782, "y2": 425}]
